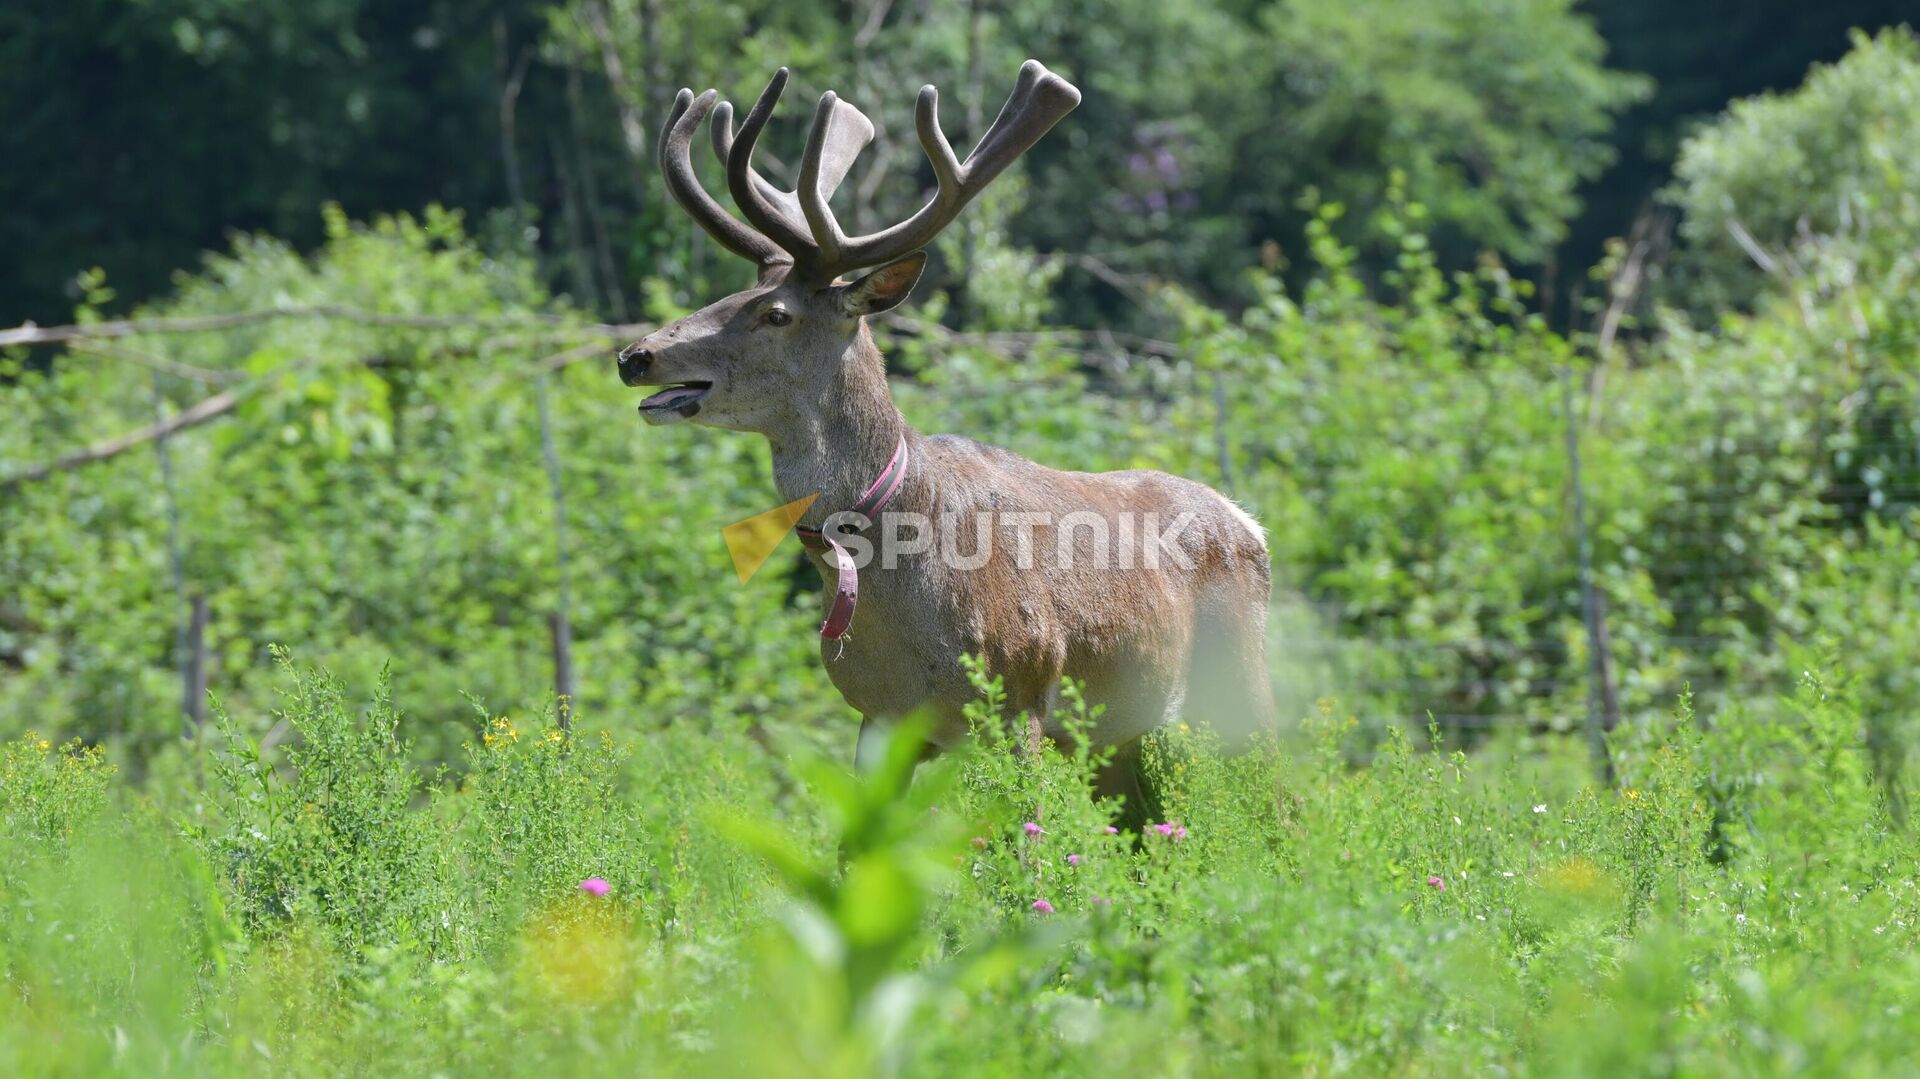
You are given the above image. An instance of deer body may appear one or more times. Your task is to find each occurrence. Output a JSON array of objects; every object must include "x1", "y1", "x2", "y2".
[{"x1": 623, "y1": 61, "x2": 1274, "y2": 796}]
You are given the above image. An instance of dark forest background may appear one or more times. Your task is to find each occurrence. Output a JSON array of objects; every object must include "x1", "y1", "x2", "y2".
[{"x1": 4, "y1": 0, "x2": 1912, "y2": 330}]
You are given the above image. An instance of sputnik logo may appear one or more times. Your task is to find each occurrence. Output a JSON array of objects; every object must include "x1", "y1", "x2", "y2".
[{"x1": 720, "y1": 494, "x2": 818, "y2": 585}]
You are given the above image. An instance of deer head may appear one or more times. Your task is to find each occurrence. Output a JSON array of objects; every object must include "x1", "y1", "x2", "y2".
[{"x1": 618, "y1": 61, "x2": 1081, "y2": 433}]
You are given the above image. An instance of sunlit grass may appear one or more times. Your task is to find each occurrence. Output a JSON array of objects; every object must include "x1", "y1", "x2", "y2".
[{"x1": 3, "y1": 663, "x2": 1918, "y2": 1076}]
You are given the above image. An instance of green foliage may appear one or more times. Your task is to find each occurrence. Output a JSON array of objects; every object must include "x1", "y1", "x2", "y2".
[
  {"x1": 0, "y1": 732, "x2": 113, "y2": 853},
  {"x1": 201, "y1": 652, "x2": 452, "y2": 956},
  {"x1": 6, "y1": 658, "x2": 1920, "y2": 1074},
  {"x1": 8, "y1": 12, "x2": 1920, "y2": 1075},
  {"x1": 1669, "y1": 26, "x2": 1920, "y2": 309},
  {"x1": 2, "y1": 0, "x2": 1658, "y2": 328},
  {"x1": 0, "y1": 207, "x2": 834, "y2": 761},
  {"x1": 1256, "y1": 0, "x2": 1650, "y2": 263}
]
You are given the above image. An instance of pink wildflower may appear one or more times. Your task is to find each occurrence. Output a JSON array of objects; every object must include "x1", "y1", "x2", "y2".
[
  {"x1": 1067, "y1": 854, "x2": 1082, "y2": 867},
  {"x1": 1426, "y1": 874, "x2": 1445, "y2": 892},
  {"x1": 1023, "y1": 821, "x2": 1044, "y2": 837},
  {"x1": 1031, "y1": 898, "x2": 1055, "y2": 914},
  {"x1": 579, "y1": 877, "x2": 611, "y2": 896},
  {"x1": 1104, "y1": 826, "x2": 1120, "y2": 835}
]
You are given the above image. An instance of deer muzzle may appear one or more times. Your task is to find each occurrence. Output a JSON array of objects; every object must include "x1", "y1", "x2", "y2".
[{"x1": 616, "y1": 342, "x2": 653, "y2": 386}]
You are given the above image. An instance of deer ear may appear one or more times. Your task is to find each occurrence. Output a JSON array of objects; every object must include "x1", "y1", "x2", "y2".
[{"x1": 834, "y1": 252, "x2": 927, "y2": 317}]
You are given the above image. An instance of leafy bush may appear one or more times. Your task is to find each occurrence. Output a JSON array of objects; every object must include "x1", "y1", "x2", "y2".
[{"x1": 1669, "y1": 27, "x2": 1920, "y2": 309}]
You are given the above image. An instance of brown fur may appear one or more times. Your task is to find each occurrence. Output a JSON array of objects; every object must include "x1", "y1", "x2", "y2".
[
  {"x1": 633, "y1": 62, "x2": 1272, "y2": 797},
  {"x1": 622, "y1": 279, "x2": 1275, "y2": 783}
]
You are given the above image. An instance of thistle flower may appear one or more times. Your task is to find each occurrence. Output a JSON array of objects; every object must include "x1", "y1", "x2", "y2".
[
  {"x1": 1426, "y1": 875, "x2": 1445, "y2": 892},
  {"x1": 1023, "y1": 821, "x2": 1044, "y2": 837},
  {"x1": 1104, "y1": 826, "x2": 1120, "y2": 835},
  {"x1": 1066, "y1": 854, "x2": 1082, "y2": 867},
  {"x1": 579, "y1": 877, "x2": 611, "y2": 896},
  {"x1": 1031, "y1": 898, "x2": 1055, "y2": 914}
]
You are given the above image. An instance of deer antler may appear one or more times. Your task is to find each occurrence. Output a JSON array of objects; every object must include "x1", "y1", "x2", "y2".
[
  {"x1": 661, "y1": 61, "x2": 1081, "y2": 286},
  {"x1": 659, "y1": 88, "x2": 790, "y2": 272},
  {"x1": 715, "y1": 68, "x2": 877, "y2": 269},
  {"x1": 806, "y1": 60, "x2": 1081, "y2": 280}
]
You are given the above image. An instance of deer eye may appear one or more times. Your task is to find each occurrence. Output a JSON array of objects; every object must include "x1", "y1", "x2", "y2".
[{"x1": 764, "y1": 307, "x2": 792, "y2": 327}]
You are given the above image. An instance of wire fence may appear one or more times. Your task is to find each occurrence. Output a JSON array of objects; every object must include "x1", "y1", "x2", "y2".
[{"x1": 6, "y1": 303, "x2": 1906, "y2": 776}]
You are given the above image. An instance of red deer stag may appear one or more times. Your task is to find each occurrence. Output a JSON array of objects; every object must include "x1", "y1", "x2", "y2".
[{"x1": 619, "y1": 61, "x2": 1273, "y2": 811}]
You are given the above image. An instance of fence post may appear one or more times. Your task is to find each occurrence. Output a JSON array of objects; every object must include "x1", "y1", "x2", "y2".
[
  {"x1": 149, "y1": 372, "x2": 206, "y2": 739},
  {"x1": 184, "y1": 595, "x2": 209, "y2": 734},
  {"x1": 536, "y1": 371, "x2": 577, "y2": 728},
  {"x1": 1561, "y1": 363, "x2": 1619, "y2": 786},
  {"x1": 1212, "y1": 371, "x2": 1235, "y2": 495}
]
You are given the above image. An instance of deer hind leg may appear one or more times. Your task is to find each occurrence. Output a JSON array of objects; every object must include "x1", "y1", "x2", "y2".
[
  {"x1": 1184, "y1": 582, "x2": 1277, "y2": 748},
  {"x1": 1092, "y1": 737, "x2": 1159, "y2": 834}
]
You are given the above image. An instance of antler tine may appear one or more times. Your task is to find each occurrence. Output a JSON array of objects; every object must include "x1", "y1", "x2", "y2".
[
  {"x1": 724, "y1": 69, "x2": 818, "y2": 259},
  {"x1": 829, "y1": 60, "x2": 1081, "y2": 275},
  {"x1": 657, "y1": 88, "x2": 789, "y2": 269},
  {"x1": 796, "y1": 90, "x2": 881, "y2": 270}
]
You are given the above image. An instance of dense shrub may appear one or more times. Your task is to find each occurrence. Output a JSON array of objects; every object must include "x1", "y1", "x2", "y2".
[{"x1": 1668, "y1": 26, "x2": 1920, "y2": 310}]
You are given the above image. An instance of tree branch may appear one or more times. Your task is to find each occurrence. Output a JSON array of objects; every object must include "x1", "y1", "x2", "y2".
[
  {"x1": 2, "y1": 323, "x2": 649, "y2": 490},
  {"x1": 3, "y1": 389, "x2": 242, "y2": 490},
  {"x1": 0, "y1": 305, "x2": 574, "y2": 348}
]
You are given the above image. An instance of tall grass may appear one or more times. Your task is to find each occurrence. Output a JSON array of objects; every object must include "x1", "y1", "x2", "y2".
[{"x1": 3, "y1": 659, "x2": 1917, "y2": 1075}]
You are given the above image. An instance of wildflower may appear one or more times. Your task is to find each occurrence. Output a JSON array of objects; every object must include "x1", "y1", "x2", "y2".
[
  {"x1": 1031, "y1": 898, "x2": 1055, "y2": 914},
  {"x1": 579, "y1": 877, "x2": 611, "y2": 896},
  {"x1": 1090, "y1": 895, "x2": 1111, "y2": 907},
  {"x1": 1154, "y1": 822, "x2": 1175, "y2": 837},
  {"x1": 1024, "y1": 821, "x2": 1045, "y2": 837},
  {"x1": 1104, "y1": 826, "x2": 1120, "y2": 835},
  {"x1": 1152, "y1": 821, "x2": 1188, "y2": 841},
  {"x1": 1532, "y1": 804, "x2": 1547, "y2": 814},
  {"x1": 1426, "y1": 875, "x2": 1446, "y2": 892},
  {"x1": 971, "y1": 836, "x2": 988, "y2": 849},
  {"x1": 1067, "y1": 854, "x2": 1082, "y2": 867}
]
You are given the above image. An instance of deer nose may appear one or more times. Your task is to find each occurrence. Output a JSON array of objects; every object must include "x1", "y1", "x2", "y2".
[{"x1": 616, "y1": 342, "x2": 653, "y2": 386}]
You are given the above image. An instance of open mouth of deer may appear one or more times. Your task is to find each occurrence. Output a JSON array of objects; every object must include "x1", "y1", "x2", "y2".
[{"x1": 636, "y1": 381, "x2": 712, "y2": 423}]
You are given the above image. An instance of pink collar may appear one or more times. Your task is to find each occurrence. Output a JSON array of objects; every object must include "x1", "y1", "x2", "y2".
[{"x1": 794, "y1": 435, "x2": 911, "y2": 640}]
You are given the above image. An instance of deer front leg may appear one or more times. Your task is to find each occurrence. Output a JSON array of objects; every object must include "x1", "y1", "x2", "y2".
[{"x1": 854, "y1": 713, "x2": 890, "y2": 773}]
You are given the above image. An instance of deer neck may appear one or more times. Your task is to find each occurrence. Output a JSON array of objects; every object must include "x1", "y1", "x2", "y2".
[{"x1": 767, "y1": 323, "x2": 913, "y2": 529}]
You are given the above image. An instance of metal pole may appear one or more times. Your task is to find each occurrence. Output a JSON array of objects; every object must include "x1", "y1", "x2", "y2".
[
  {"x1": 536, "y1": 372, "x2": 577, "y2": 728},
  {"x1": 1562, "y1": 363, "x2": 1618, "y2": 786},
  {"x1": 150, "y1": 372, "x2": 204, "y2": 738}
]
